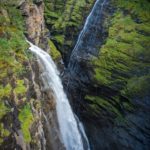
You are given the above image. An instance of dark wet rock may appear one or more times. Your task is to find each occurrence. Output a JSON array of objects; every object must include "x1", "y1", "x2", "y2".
[{"x1": 64, "y1": 0, "x2": 150, "y2": 150}]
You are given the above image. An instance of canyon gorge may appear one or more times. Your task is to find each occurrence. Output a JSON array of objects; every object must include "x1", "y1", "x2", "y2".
[{"x1": 0, "y1": 0, "x2": 150, "y2": 150}]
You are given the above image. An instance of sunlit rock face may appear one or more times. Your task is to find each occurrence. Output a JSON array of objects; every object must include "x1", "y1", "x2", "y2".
[{"x1": 20, "y1": 0, "x2": 49, "y2": 50}]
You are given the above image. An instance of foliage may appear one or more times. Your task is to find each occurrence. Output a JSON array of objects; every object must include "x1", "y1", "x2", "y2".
[
  {"x1": 19, "y1": 104, "x2": 34, "y2": 143},
  {"x1": 54, "y1": 35, "x2": 65, "y2": 44},
  {"x1": 113, "y1": 0, "x2": 150, "y2": 21},
  {"x1": 48, "y1": 40, "x2": 61, "y2": 61},
  {"x1": 124, "y1": 75, "x2": 150, "y2": 98}
]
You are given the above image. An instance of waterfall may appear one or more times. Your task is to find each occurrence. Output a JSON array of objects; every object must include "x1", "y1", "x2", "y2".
[
  {"x1": 27, "y1": 41, "x2": 90, "y2": 150},
  {"x1": 68, "y1": 0, "x2": 107, "y2": 69}
]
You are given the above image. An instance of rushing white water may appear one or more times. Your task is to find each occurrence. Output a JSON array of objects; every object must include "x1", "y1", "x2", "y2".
[
  {"x1": 70, "y1": 0, "x2": 107, "y2": 58},
  {"x1": 75, "y1": 115, "x2": 90, "y2": 150},
  {"x1": 27, "y1": 41, "x2": 90, "y2": 150}
]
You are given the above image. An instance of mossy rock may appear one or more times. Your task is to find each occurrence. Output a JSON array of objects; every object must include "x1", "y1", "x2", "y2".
[
  {"x1": 0, "y1": 84, "x2": 12, "y2": 98},
  {"x1": 85, "y1": 0, "x2": 150, "y2": 118},
  {"x1": 85, "y1": 95, "x2": 123, "y2": 118},
  {"x1": 0, "y1": 101, "x2": 10, "y2": 120},
  {"x1": 0, "y1": 101, "x2": 10, "y2": 144},
  {"x1": 44, "y1": 0, "x2": 94, "y2": 61},
  {"x1": 0, "y1": 123, "x2": 10, "y2": 144},
  {"x1": 14, "y1": 80, "x2": 26, "y2": 95},
  {"x1": 48, "y1": 40, "x2": 61, "y2": 61},
  {"x1": 92, "y1": 0, "x2": 150, "y2": 99},
  {"x1": 0, "y1": 2, "x2": 32, "y2": 144},
  {"x1": 19, "y1": 104, "x2": 34, "y2": 143}
]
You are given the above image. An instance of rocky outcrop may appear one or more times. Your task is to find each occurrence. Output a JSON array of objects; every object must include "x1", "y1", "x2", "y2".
[{"x1": 20, "y1": 0, "x2": 49, "y2": 50}]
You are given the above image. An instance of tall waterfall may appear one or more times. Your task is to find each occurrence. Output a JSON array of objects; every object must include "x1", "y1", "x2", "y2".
[
  {"x1": 27, "y1": 41, "x2": 90, "y2": 150},
  {"x1": 69, "y1": 0, "x2": 107, "y2": 69}
]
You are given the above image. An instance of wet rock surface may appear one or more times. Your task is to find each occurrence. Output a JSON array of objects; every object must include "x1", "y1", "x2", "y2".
[{"x1": 64, "y1": 0, "x2": 150, "y2": 150}]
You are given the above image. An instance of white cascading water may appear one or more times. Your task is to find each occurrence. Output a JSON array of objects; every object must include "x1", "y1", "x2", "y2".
[
  {"x1": 70, "y1": 0, "x2": 107, "y2": 58},
  {"x1": 27, "y1": 41, "x2": 90, "y2": 150}
]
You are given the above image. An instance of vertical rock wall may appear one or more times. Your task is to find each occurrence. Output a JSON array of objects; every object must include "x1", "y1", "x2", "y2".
[{"x1": 0, "y1": 0, "x2": 64, "y2": 149}]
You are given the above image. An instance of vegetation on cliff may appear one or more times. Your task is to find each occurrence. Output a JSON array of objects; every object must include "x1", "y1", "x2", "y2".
[
  {"x1": 48, "y1": 40, "x2": 61, "y2": 61},
  {"x1": 44, "y1": 0, "x2": 94, "y2": 63},
  {"x1": 19, "y1": 104, "x2": 34, "y2": 143},
  {"x1": 86, "y1": 0, "x2": 150, "y2": 119},
  {"x1": 0, "y1": 1, "x2": 34, "y2": 145},
  {"x1": 0, "y1": 0, "x2": 64, "y2": 146}
]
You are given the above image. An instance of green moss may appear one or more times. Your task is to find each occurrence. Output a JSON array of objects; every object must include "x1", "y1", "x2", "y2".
[
  {"x1": 14, "y1": 80, "x2": 26, "y2": 96},
  {"x1": 94, "y1": 67, "x2": 111, "y2": 85},
  {"x1": 0, "y1": 1, "x2": 29, "y2": 109},
  {"x1": 0, "y1": 101, "x2": 10, "y2": 120},
  {"x1": 48, "y1": 40, "x2": 61, "y2": 61},
  {"x1": 122, "y1": 102, "x2": 133, "y2": 111},
  {"x1": 19, "y1": 104, "x2": 34, "y2": 143},
  {"x1": 124, "y1": 75, "x2": 150, "y2": 98},
  {"x1": 54, "y1": 35, "x2": 65, "y2": 45},
  {"x1": 89, "y1": 1, "x2": 150, "y2": 119},
  {"x1": 85, "y1": 95, "x2": 122, "y2": 118},
  {"x1": 0, "y1": 1, "x2": 34, "y2": 145},
  {"x1": 92, "y1": 0, "x2": 150, "y2": 97},
  {"x1": 0, "y1": 0, "x2": 25, "y2": 6},
  {"x1": 0, "y1": 101, "x2": 10, "y2": 144},
  {"x1": 0, "y1": 3, "x2": 29, "y2": 80},
  {"x1": 113, "y1": 0, "x2": 150, "y2": 21},
  {"x1": 0, "y1": 123, "x2": 10, "y2": 144},
  {"x1": 0, "y1": 84, "x2": 12, "y2": 98},
  {"x1": 44, "y1": 0, "x2": 94, "y2": 56}
]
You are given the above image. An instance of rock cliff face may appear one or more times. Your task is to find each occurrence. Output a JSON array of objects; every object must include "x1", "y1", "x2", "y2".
[
  {"x1": 0, "y1": 0, "x2": 64, "y2": 149},
  {"x1": 20, "y1": 0, "x2": 50, "y2": 50},
  {"x1": 21, "y1": 0, "x2": 45, "y2": 44},
  {"x1": 64, "y1": 0, "x2": 150, "y2": 150}
]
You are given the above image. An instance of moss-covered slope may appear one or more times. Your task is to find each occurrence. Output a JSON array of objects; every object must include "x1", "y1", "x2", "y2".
[
  {"x1": 0, "y1": 1, "x2": 64, "y2": 149},
  {"x1": 0, "y1": 1, "x2": 35, "y2": 147},
  {"x1": 44, "y1": 0, "x2": 94, "y2": 64},
  {"x1": 0, "y1": 1, "x2": 31, "y2": 145},
  {"x1": 85, "y1": 0, "x2": 150, "y2": 119},
  {"x1": 64, "y1": 1, "x2": 150, "y2": 149}
]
